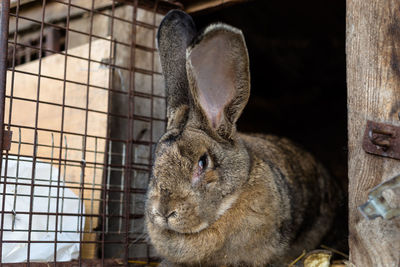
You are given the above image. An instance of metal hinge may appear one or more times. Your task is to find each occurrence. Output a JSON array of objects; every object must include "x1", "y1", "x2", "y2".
[
  {"x1": 359, "y1": 174, "x2": 400, "y2": 220},
  {"x1": 362, "y1": 120, "x2": 400, "y2": 160},
  {"x1": 2, "y1": 130, "x2": 12, "y2": 151}
]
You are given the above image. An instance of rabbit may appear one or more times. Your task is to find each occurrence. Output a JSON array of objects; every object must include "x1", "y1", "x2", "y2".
[{"x1": 145, "y1": 10, "x2": 341, "y2": 266}]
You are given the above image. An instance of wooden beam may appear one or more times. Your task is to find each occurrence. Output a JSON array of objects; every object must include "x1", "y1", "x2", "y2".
[
  {"x1": 8, "y1": 0, "x2": 112, "y2": 35},
  {"x1": 10, "y1": 0, "x2": 36, "y2": 9},
  {"x1": 8, "y1": 0, "x2": 179, "y2": 35},
  {"x1": 184, "y1": 0, "x2": 251, "y2": 14},
  {"x1": 347, "y1": 0, "x2": 400, "y2": 266}
]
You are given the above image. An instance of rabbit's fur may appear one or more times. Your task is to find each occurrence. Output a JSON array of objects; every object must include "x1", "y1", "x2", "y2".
[{"x1": 145, "y1": 10, "x2": 340, "y2": 266}]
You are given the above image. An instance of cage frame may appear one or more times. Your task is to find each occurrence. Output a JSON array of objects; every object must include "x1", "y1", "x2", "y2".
[{"x1": 0, "y1": 0, "x2": 181, "y2": 265}]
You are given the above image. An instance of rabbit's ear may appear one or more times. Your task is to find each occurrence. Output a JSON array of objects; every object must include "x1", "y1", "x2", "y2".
[
  {"x1": 157, "y1": 10, "x2": 197, "y2": 128},
  {"x1": 187, "y1": 24, "x2": 250, "y2": 139}
]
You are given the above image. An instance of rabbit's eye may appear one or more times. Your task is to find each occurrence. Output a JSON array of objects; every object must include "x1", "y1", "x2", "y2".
[{"x1": 198, "y1": 153, "x2": 208, "y2": 172}]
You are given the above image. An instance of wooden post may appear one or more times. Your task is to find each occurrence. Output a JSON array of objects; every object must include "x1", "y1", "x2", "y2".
[{"x1": 347, "y1": 0, "x2": 400, "y2": 266}]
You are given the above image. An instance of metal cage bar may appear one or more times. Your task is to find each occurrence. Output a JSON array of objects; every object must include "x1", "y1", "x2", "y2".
[{"x1": 0, "y1": 0, "x2": 10, "y2": 263}]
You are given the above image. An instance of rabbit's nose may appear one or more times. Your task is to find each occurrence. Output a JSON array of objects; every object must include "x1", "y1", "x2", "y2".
[
  {"x1": 158, "y1": 207, "x2": 177, "y2": 219},
  {"x1": 166, "y1": 211, "x2": 177, "y2": 219}
]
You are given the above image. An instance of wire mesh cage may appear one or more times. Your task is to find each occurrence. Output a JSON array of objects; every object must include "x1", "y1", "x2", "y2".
[{"x1": 0, "y1": 0, "x2": 178, "y2": 265}]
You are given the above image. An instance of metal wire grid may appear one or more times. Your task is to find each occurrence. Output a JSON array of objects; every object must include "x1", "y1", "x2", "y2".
[{"x1": 0, "y1": 0, "x2": 177, "y2": 265}]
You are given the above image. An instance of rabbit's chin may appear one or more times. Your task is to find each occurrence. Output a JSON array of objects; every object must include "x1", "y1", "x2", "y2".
[{"x1": 169, "y1": 221, "x2": 210, "y2": 234}]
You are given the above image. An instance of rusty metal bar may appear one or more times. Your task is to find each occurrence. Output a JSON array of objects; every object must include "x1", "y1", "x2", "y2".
[
  {"x1": 6, "y1": 124, "x2": 164, "y2": 143},
  {"x1": 0, "y1": 239, "x2": 146, "y2": 244},
  {"x1": 76, "y1": 0, "x2": 95, "y2": 264},
  {"x1": 2, "y1": 151, "x2": 154, "y2": 171},
  {"x1": 102, "y1": 0, "x2": 116, "y2": 264},
  {"x1": 0, "y1": 0, "x2": 10, "y2": 265},
  {"x1": 2, "y1": 130, "x2": 12, "y2": 151},
  {"x1": 53, "y1": 0, "x2": 71, "y2": 262},
  {"x1": 7, "y1": 67, "x2": 163, "y2": 91},
  {"x1": 0, "y1": 180, "x2": 147, "y2": 195},
  {"x1": 26, "y1": 0, "x2": 47, "y2": 264},
  {"x1": 4, "y1": 95, "x2": 166, "y2": 123},
  {"x1": 124, "y1": 0, "x2": 139, "y2": 263},
  {"x1": 144, "y1": 1, "x2": 159, "y2": 262},
  {"x1": 0, "y1": 0, "x2": 19, "y2": 262},
  {"x1": 0, "y1": 210, "x2": 144, "y2": 219},
  {"x1": 8, "y1": 13, "x2": 156, "y2": 50},
  {"x1": 0, "y1": 1, "x2": 9, "y2": 140}
]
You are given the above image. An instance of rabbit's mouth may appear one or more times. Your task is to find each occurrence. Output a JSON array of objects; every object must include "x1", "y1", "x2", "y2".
[{"x1": 146, "y1": 204, "x2": 210, "y2": 234}]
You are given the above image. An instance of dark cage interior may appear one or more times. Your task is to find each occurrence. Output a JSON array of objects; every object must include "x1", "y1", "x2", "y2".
[
  {"x1": 192, "y1": 0, "x2": 348, "y2": 252},
  {"x1": 0, "y1": 0, "x2": 347, "y2": 265}
]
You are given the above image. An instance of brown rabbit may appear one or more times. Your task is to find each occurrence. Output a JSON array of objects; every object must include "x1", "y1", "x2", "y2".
[{"x1": 145, "y1": 10, "x2": 340, "y2": 266}]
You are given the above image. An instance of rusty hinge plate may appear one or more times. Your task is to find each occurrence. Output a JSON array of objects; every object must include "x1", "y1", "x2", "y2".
[
  {"x1": 2, "y1": 130, "x2": 12, "y2": 151},
  {"x1": 362, "y1": 120, "x2": 400, "y2": 160}
]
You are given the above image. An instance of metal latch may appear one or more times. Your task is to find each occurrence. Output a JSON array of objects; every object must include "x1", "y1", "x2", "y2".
[
  {"x1": 362, "y1": 120, "x2": 400, "y2": 160},
  {"x1": 2, "y1": 130, "x2": 12, "y2": 151},
  {"x1": 359, "y1": 174, "x2": 400, "y2": 220}
]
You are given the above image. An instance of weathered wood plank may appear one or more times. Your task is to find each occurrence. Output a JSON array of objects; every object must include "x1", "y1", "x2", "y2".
[{"x1": 347, "y1": 0, "x2": 400, "y2": 266}]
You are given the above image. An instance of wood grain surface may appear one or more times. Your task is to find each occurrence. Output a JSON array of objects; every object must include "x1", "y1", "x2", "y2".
[{"x1": 347, "y1": 0, "x2": 400, "y2": 266}]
